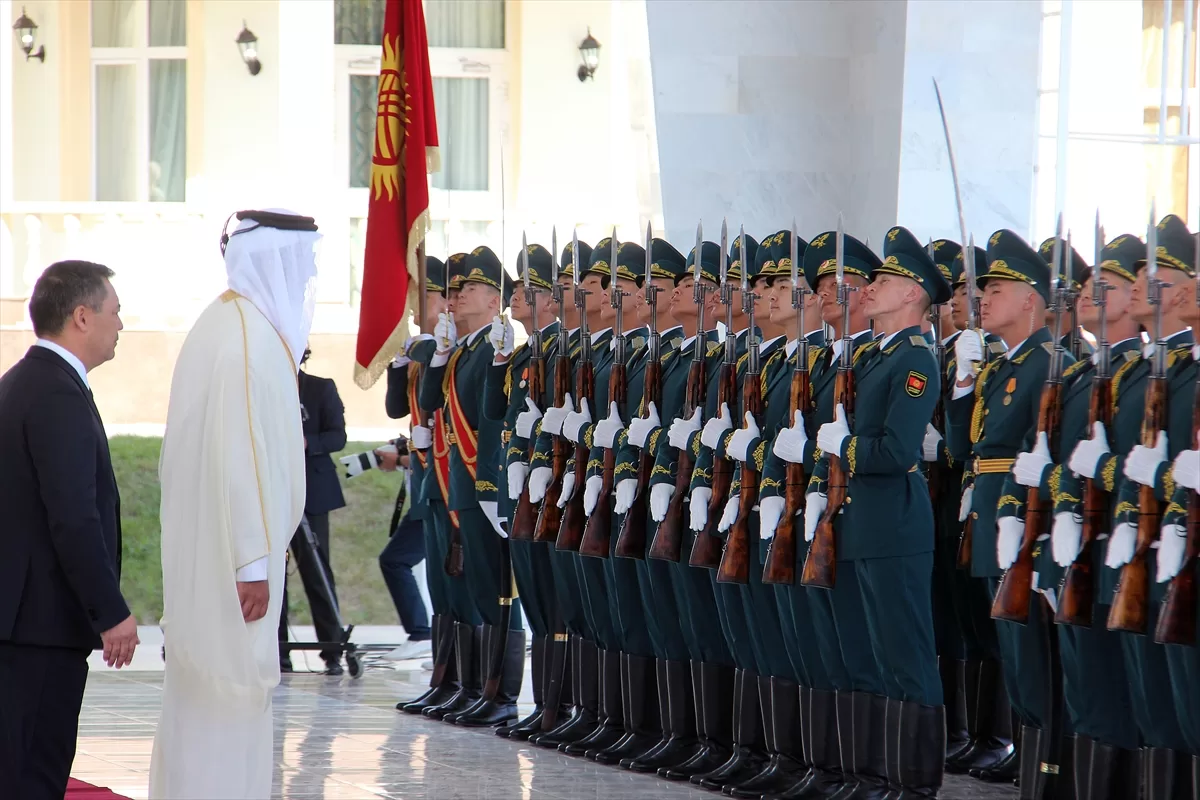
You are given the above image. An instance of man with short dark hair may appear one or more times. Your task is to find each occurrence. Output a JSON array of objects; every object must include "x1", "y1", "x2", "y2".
[{"x1": 0, "y1": 259, "x2": 137, "y2": 800}]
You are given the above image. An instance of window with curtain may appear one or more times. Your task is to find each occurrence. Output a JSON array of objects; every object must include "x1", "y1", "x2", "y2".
[
  {"x1": 334, "y1": 0, "x2": 504, "y2": 48},
  {"x1": 91, "y1": 0, "x2": 187, "y2": 202},
  {"x1": 1141, "y1": 0, "x2": 1198, "y2": 218}
]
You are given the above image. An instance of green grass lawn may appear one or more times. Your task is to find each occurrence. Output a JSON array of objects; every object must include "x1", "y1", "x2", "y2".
[{"x1": 110, "y1": 436, "x2": 406, "y2": 626}]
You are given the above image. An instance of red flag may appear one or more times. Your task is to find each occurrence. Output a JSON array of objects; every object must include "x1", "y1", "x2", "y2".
[{"x1": 354, "y1": 0, "x2": 439, "y2": 389}]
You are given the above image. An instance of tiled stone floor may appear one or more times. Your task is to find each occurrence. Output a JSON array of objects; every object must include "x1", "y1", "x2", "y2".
[{"x1": 73, "y1": 666, "x2": 1017, "y2": 799}]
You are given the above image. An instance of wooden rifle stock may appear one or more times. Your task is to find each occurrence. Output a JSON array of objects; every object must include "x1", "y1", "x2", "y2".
[
  {"x1": 1108, "y1": 375, "x2": 1168, "y2": 632},
  {"x1": 1154, "y1": 382, "x2": 1200, "y2": 645},
  {"x1": 650, "y1": 353, "x2": 707, "y2": 561},
  {"x1": 616, "y1": 355, "x2": 663, "y2": 559},
  {"x1": 717, "y1": 373, "x2": 762, "y2": 584},
  {"x1": 764, "y1": 367, "x2": 811, "y2": 585},
  {"x1": 957, "y1": 516, "x2": 974, "y2": 570},
  {"x1": 510, "y1": 352, "x2": 546, "y2": 541},
  {"x1": 534, "y1": 350, "x2": 573, "y2": 542},
  {"x1": 556, "y1": 359, "x2": 595, "y2": 552},
  {"x1": 1056, "y1": 372, "x2": 1113, "y2": 626},
  {"x1": 992, "y1": 381, "x2": 1063, "y2": 622},
  {"x1": 802, "y1": 365, "x2": 855, "y2": 588},
  {"x1": 580, "y1": 359, "x2": 627, "y2": 557},
  {"x1": 691, "y1": 358, "x2": 739, "y2": 568}
]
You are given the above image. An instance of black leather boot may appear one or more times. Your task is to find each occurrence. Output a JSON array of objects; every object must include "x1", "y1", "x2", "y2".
[
  {"x1": 1012, "y1": 725, "x2": 1048, "y2": 797},
  {"x1": 400, "y1": 614, "x2": 458, "y2": 713},
  {"x1": 451, "y1": 627, "x2": 524, "y2": 727},
  {"x1": 537, "y1": 631, "x2": 572, "y2": 733},
  {"x1": 422, "y1": 621, "x2": 479, "y2": 719},
  {"x1": 951, "y1": 658, "x2": 1015, "y2": 775},
  {"x1": 1073, "y1": 736, "x2": 1094, "y2": 798},
  {"x1": 624, "y1": 659, "x2": 700, "y2": 771},
  {"x1": 590, "y1": 653, "x2": 661, "y2": 764},
  {"x1": 532, "y1": 636, "x2": 598, "y2": 748},
  {"x1": 695, "y1": 669, "x2": 767, "y2": 790},
  {"x1": 725, "y1": 677, "x2": 807, "y2": 798},
  {"x1": 1143, "y1": 747, "x2": 1189, "y2": 799},
  {"x1": 849, "y1": 693, "x2": 891, "y2": 799},
  {"x1": 562, "y1": 648, "x2": 623, "y2": 756},
  {"x1": 497, "y1": 633, "x2": 544, "y2": 739},
  {"x1": 1082, "y1": 738, "x2": 1140, "y2": 800},
  {"x1": 769, "y1": 687, "x2": 844, "y2": 799},
  {"x1": 942, "y1": 657, "x2": 971, "y2": 761},
  {"x1": 661, "y1": 660, "x2": 735, "y2": 781},
  {"x1": 888, "y1": 701, "x2": 945, "y2": 799}
]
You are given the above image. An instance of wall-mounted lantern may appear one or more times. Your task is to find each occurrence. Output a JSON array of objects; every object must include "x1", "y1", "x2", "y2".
[
  {"x1": 12, "y1": 7, "x2": 45, "y2": 62},
  {"x1": 577, "y1": 29, "x2": 600, "y2": 82},
  {"x1": 236, "y1": 22, "x2": 261, "y2": 76}
]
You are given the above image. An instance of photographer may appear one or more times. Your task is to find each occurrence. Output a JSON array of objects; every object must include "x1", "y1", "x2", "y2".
[{"x1": 279, "y1": 347, "x2": 348, "y2": 675}]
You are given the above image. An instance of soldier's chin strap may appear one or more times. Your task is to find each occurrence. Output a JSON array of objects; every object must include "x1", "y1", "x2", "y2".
[{"x1": 220, "y1": 209, "x2": 319, "y2": 256}]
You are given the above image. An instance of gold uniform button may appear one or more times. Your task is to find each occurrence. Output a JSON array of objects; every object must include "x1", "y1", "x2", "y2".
[{"x1": 971, "y1": 511, "x2": 979, "y2": 520}]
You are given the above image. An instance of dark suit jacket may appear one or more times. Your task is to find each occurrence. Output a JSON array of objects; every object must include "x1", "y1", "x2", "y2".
[
  {"x1": 300, "y1": 370, "x2": 347, "y2": 515},
  {"x1": 0, "y1": 346, "x2": 129, "y2": 650}
]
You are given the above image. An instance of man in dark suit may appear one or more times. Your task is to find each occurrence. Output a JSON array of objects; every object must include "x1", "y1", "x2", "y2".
[
  {"x1": 0, "y1": 260, "x2": 138, "y2": 799},
  {"x1": 278, "y1": 349, "x2": 349, "y2": 675}
]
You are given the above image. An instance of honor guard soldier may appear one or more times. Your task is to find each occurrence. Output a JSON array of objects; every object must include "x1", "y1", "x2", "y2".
[
  {"x1": 946, "y1": 229, "x2": 1075, "y2": 786},
  {"x1": 1010, "y1": 232, "x2": 1146, "y2": 797},
  {"x1": 769, "y1": 227, "x2": 882, "y2": 798},
  {"x1": 390, "y1": 256, "x2": 453, "y2": 713},
  {"x1": 419, "y1": 246, "x2": 526, "y2": 728},
  {"x1": 478, "y1": 241, "x2": 564, "y2": 740},
  {"x1": 644, "y1": 240, "x2": 736, "y2": 783},
  {"x1": 1091, "y1": 215, "x2": 1196, "y2": 795}
]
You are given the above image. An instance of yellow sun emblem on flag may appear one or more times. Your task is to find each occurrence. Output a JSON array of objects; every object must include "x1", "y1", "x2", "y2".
[{"x1": 371, "y1": 33, "x2": 410, "y2": 202}]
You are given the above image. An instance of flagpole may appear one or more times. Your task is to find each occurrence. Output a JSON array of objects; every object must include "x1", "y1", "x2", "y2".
[{"x1": 417, "y1": 235, "x2": 428, "y2": 332}]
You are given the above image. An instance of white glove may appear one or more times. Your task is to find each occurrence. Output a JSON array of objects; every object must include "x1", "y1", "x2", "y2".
[
  {"x1": 614, "y1": 478, "x2": 637, "y2": 514},
  {"x1": 410, "y1": 424, "x2": 432, "y2": 450},
  {"x1": 1124, "y1": 432, "x2": 1168, "y2": 488},
  {"x1": 1173, "y1": 448, "x2": 1200, "y2": 491},
  {"x1": 1156, "y1": 524, "x2": 1188, "y2": 583},
  {"x1": 650, "y1": 483, "x2": 674, "y2": 522},
  {"x1": 689, "y1": 487, "x2": 712, "y2": 531},
  {"x1": 1013, "y1": 432, "x2": 1053, "y2": 488},
  {"x1": 717, "y1": 495, "x2": 739, "y2": 533},
  {"x1": 527, "y1": 466, "x2": 553, "y2": 503},
  {"x1": 996, "y1": 516, "x2": 1024, "y2": 570},
  {"x1": 594, "y1": 401, "x2": 624, "y2": 449},
  {"x1": 434, "y1": 311, "x2": 458, "y2": 351},
  {"x1": 1051, "y1": 512, "x2": 1083, "y2": 567},
  {"x1": 922, "y1": 424, "x2": 943, "y2": 463},
  {"x1": 541, "y1": 393, "x2": 573, "y2": 437},
  {"x1": 583, "y1": 475, "x2": 604, "y2": 515},
  {"x1": 958, "y1": 485, "x2": 974, "y2": 523},
  {"x1": 1104, "y1": 522, "x2": 1137, "y2": 569},
  {"x1": 480, "y1": 501, "x2": 507, "y2": 537},
  {"x1": 627, "y1": 402, "x2": 660, "y2": 449},
  {"x1": 507, "y1": 462, "x2": 529, "y2": 500},
  {"x1": 391, "y1": 339, "x2": 412, "y2": 368},
  {"x1": 816, "y1": 404, "x2": 851, "y2": 459},
  {"x1": 759, "y1": 496, "x2": 785, "y2": 541},
  {"x1": 773, "y1": 411, "x2": 808, "y2": 464},
  {"x1": 558, "y1": 470, "x2": 576, "y2": 508},
  {"x1": 701, "y1": 403, "x2": 734, "y2": 449},
  {"x1": 488, "y1": 315, "x2": 515, "y2": 358},
  {"x1": 954, "y1": 329, "x2": 984, "y2": 383},
  {"x1": 564, "y1": 397, "x2": 593, "y2": 445},
  {"x1": 726, "y1": 412, "x2": 760, "y2": 463},
  {"x1": 515, "y1": 397, "x2": 543, "y2": 439},
  {"x1": 668, "y1": 408, "x2": 703, "y2": 451},
  {"x1": 1068, "y1": 422, "x2": 1110, "y2": 480},
  {"x1": 804, "y1": 493, "x2": 827, "y2": 542}
]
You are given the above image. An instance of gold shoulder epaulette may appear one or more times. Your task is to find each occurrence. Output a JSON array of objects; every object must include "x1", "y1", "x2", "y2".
[
  {"x1": 1042, "y1": 341, "x2": 1056, "y2": 355},
  {"x1": 708, "y1": 342, "x2": 724, "y2": 357},
  {"x1": 1063, "y1": 359, "x2": 1089, "y2": 379},
  {"x1": 910, "y1": 335, "x2": 930, "y2": 348},
  {"x1": 808, "y1": 347, "x2": 823, "y2": 371},
  {"x1": 987, "y1": 341, "x2": 1007, "y2": 355}
]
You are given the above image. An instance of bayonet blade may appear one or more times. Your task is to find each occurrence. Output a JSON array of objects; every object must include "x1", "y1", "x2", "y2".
[
  {"x1": 694, "y1": 222, "x2": 703, "y2": 284},
  {"x1": 551, "y1": 226, "x2": 559, "y2": 283},
  {"x1": 739, "y1": 224, "x2": 748, "y2": 294},
  {"x1": 644, "y1": 221, "x2": 653, "y2": 288},
  {"x1": 965, "y1": 233, "x2": 978, "y2": 330},
  {"x1": 1147, "y1": 201, "x2": 1158, "y2": 280},
  {"x1": 572, "y1": 228, "x2": 580, "y2": 287},
  {"x1": 1049, "y1": 212, "x2": 1064, "y2": 295},
  {"x1": 1094, "y1": 209, "x2": 1104, "y2": 267},
  {"x1": 790, "y1": 218, "x2": 799, "y2": 288},
  {"x1": 719, "y1": 219, "x2": 729, "y2": 284},
  {"x1": 522, "y1": 231, "x2": 531, "y2": 290},
  {"x1": 610, "y1": 227, "x2": 619, "y2": 303},
  {"x1": 835, "y1": 213, "x2": 845, "y2": 286},
  {"x1": 1065, "y1": 228, "x2": 1073, "y2": 289}
]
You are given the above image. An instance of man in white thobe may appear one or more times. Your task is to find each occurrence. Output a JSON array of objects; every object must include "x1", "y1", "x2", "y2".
[{"x1": 150, "y1": 210, "x2": 321, "y2": 799}]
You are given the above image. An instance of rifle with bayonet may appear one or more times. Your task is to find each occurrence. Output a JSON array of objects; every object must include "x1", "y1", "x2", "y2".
[
  {"x1": 557, "y1": 231, "x2": 596, "y2": 552},
  {"x1": 1057, "y1": 215, "x2": 1110, "y2": 626},
  {"x1": 691, "y1": 221, "x2": 736, "y2": 569},
  {"x1": 956, "y1": 233, "x2": 986, "y2": 570},
  {"x1": 650, "y1": 223, "x2": 709, "y2": 562},
  {"x1": 1109, "y1": 208, "x2": 1168, "y2": 633},
  {"x1": 802, "y1": 216, "x2": 853, "y2": 589},
  {"x1": 534, "y1": 232, "x2": 572, "y2": 542},
  {"x1": 580, "y1": 233, "x2": 626, "y2": 558},
  {"x1": 993, "y1": 218, "x2": 1070, "y2": 622},
  {"x1": 718, "y1": 226, "x2": 760, "y2": 584},
  {"x1": 1155, "y1": 233, "x2": 1200, "y2": 645},
  {"x1": 511, "y1": 232, "x2": 547, "y2": 541},
  {"x1": 440, "y1": 247, "x2": 465, "y2": 577},
  {"x1": 616, "y1": 222, "x2": 660, "y2": 559},
  {"x1": 928, "y1": 240, "x2": 947, "y2": 508},
  {"x1": 764, "y1": 222, "x2": 810, "y2": 585}
]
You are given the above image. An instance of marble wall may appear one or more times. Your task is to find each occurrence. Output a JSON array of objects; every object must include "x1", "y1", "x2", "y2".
[{"x1": 646, "y1": 0, "x2": 1044, "y2": 249}]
